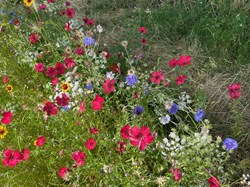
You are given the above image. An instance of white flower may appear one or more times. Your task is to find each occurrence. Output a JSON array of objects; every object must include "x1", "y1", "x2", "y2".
[
  {"x1": 106, "y1": 71, "x2": 115, "y2": 80},
  {"x1": 96, "y1": 24, "x2": 103, "y2": 33},
  {"x1": 159, "y1": 115, "x2": 171, "y2": 125}
]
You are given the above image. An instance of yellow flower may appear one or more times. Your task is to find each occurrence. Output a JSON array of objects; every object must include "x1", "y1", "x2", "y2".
[
  {"x1": 0, "y1": 126, "x2": 8, "y2": 139},
  {"x1": 6, "y1": 84, "x2": 13, "y2": 93},
  {"x1": 23, "y1": 0, "x2": 35, "y2": 7},
  {"x1": 60, "y1": 82, "x2": 70, "y2": 92},
  {"x1": 34, "y1": 140, "x2": 37, "y2": 146}
]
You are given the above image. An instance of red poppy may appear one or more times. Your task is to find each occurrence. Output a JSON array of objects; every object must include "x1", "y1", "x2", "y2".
[
  {"x1": 175, "y1": 75, "x2": 187, "y2": 85},
  {"x1": 227, "y1": 83, "x2": 241, "y2": 100},
  {"x1": 169, "y1": 58, "x2": 178, "y2": 67},
  {"x1": 55, "y1": 62, "x2": 66, "y2": 75},
  {"x1": 85, "y1": 138, "x2": 96, "y2": 150},
  {"x1": 1, "y1": 111, "x2": 13, "y2": 125},
  {"x1": 138, "y1": 26, "x2": 147, "y2": 34},
  {"x1": 35, "y1": 63, "x2": 44, "y2": 73},
  {"x1": 22, "y1": 149, "x2": 30, "y2": 161},
  {"x1": 92, "y1": 95, "x2": 104, "y2": 111},
  {"x1": 75, "y1": 47, "x2": 84, "y2": 55},
  {"x1": 58, "y1": 167, "x2": 71, "y2": 181},
  {"x1": 66, "y1": 8, "x2": 75, "y2": 18},
  {"x1": 129, "y1": 126, "x2": 154, "y2": 150},
  {"x1": 51, "y1": 77, "x2": 59, "y2": 86},
  {"x1": 150, "y1": 71, "x2": 165, "y2": 84},
  {"x1": 141, "y1": 38, "x2": 147, "y2": 45},
  {"x1": 2, "y1": 149, "x2": 23, "y2": 167},
  {"x1": 35, "y1": 136, "x2": 46, "y2": 147},
  {"x1": 103, "y1": 78, "x2": 116, "y2": 94},
  {"x1": 177, "y1": 55, "x2": 192, "y2": 66},
  {"x1": 90, "y1": 127, "x2": 99, "y2": 134},
  {"x1": 29, "y1": 33, "x2": 39, "y2": 44},
  {"x1": 72, "y1": 151, "x2": 86, "y2": 166},
  {"x1": 45, "y1": 67, "x2": 57, "y2": 78},
  {"x1": 43, "y1": 101, "x2": 58, "y2": 116},
  {"x1": 83, "y1": 17, "x2": 95, "y2": 26},
  {"x1": 56, "y1": 94, "x2": 70, "y2": 106},
  {"x1": 208, "y1": 176, "x2": 220, "y2": 187},
  {"x1": 65, "y1": 58, "x2": 75, "y2": 68},
  {"x1": 120, "y1": 124, "x2": 130, "y2": 139}
]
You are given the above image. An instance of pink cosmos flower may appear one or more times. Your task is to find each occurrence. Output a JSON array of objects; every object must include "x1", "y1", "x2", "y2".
[
  {"x1": 138, "y1": 26, "x2": 147, "y2": 34},
  {"x1": 120, "y1": 124, "x2": 130, "y2": 139},
  {"x1": 66, "y1": 8, "x2": 75, "y2": 18},
  {"x1": 78, "y1": 101, "x2": 85, "y2": 113},
  {"x1": 175, "y1": 75, "x2": 187, "y2": 85},
  {"x1": 129, "y1": 126, "x2": 154, "y2": 150},
  {"x1": 208, "y1": 176, "x2": 221, "y2": 187},
  {"x1": 1, "y1": 111, "x2": 13, "y2": 125},
  {"x1": 227, "y1": 83, "x2": 241, "y2": 100},
  {"x1": 85, "y1": 138, "x2": 96, "y2": 150},
  {"x1": 103, "y1": 78, "x2": 116, "y2": 94},
  {"x1": 34, "y1": 136, "x2": 46, "y2": 147},
  {"x1": 72, "y1": 151, "x2": 86, "y2": 166},
  {"x1": 65, "y1": 58, "x2": 75, "y2": 68},
  {"x1": 35, "y1": 63, "x2": 45, "y2": 73},
  {"x1": 3, "y1": 75, "x2": 9, "y2": 83},
  {"x1": 2, "y1": 149, "x2": 23, "y2": 167},
  {"x1": 56, "y1": 93, "x2": 70, "y2": 106},
  {"x1": 150, "y1": 71, "x2": 165, "y2": 84},
  {"x1": 92, "y1": 95, "x2": 104, "y2": 111},
  {"x1": 58, "y1": 167, "x2": 71, "y2": 181},
  {"x1": 43, "y1": 101, "x2": 58, "y2": 116}
]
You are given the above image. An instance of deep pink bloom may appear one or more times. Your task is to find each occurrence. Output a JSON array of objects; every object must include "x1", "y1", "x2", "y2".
[
  {"x1": 115, "y1": 141, "x2": 127, "y2": 154},
  {"x1": 141, "y1": 38, "x2": 147, "y2": 45},
  {"x1": 90, "y1": 127, "x2": 98, "y2": 134},
  {"x1": 75, "y1": 47, "x2": 84, "y2": 55},
  {"x1": 169, "y1": 58, "x2": 178, "y2": 67},
  {"x1": 175, "y1": 75, "x2": 186, "y2": 85},
  {"x1": 65, "y1": 58, "x2": 75, "y2": 68},
  {"x1": 170, "y1": 168, "x2": 183, "y2": 182},
  {"x1": 129, "y1": 126, "x2": 154, "y2": 150},
  {"x1": 45, "y1": 67, "x2": 57, "y2": 78},
  {"x1": 150, "y1": 71, "x2": 165, "y2": 84},
  {"x1": 22, "y1": 149, "x2": 30, "y2": 161},
  {"x1": 1, "y1": 111, "x2": 13, "y2": 125},
  {"x1": 120, "y1": 124, "x2": 130, "y2": 139},
  {"x1": 208, "y1": 176, "x2": 221, "y2": 187},
  {"x1": 103, "y1": 78, "x2": 116, "y2": 94},
  {"x1": 56, "y1": 94, "x2": 70, "y2": 106},
  {"x1": 58, "y1": 167, "x2": 71, "y2": 180},
  {"x1": 39, "y1": 4, "x2": 46, "y2": 10},
  {"x1": 83, "y1": 17, "x2": 95, "y2": 26},
  {"x1": 138, "y1": 26, "x2": 147, "y2": 34},
  {"x1": 29, "y1": 33, "x2": 39, "y2": 44},
  {"x1": 3, "y1": 75, "x2": 9, "y2": 83},
  {"x1": 43, "y1": 101, "x2": 58, "y2": 116},
  {"x1": 51, "y1": 77, "x2": 59, "y2": 86},
  {"x1": 55, "y1": 62, "x2": 66, "y2": 75},
  {"x1": 92, "y1": 95, "x2": 104, "y2": 111},
  {"x1": 47, "y1": 0, "x2": 56, "y2": 3},
  {"x1": 2, "y1": 149, "x2": 23, "y2": 167},
  {"x1": 78, "y1": 101, "x2": 85, "y2": 113},
  {"x1": 65, "y1": 1, "x2": 71, "y2": 6},
  {"x1": 35, "y1": 136, "x2": 46, "y2": 147},
  {"x1": 66, "y1": 8, "x2": 75, "y2": 18},
  {"x1": 85, "y1": 138, "x2": 96, "y2": 150},
  {"x1": 227, "y1": 83, "x2": 241, "y2": 100},
  {"x1": 64, "y1": 22, "x2": 71, "y2": 32},
  {"x1": 35, "y1": 63, "x2": 45, "y2": 73},
  {"x1": 72, "y1": 151, "x2": 86, "y2": 166},
  {"x1": 177, "y1": 55, "x2": 192, "y2": 66}
]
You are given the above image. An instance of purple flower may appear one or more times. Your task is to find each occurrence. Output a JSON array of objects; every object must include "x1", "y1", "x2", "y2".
[
  {"x1": 168, "y1": 103, "x2": 179, "y2": 115},
  {"x1": 126, "y1": 74, "x2": 137, "y2": 86},
  {"x1": 85, "y1": 83, "x2": 93, "y2": 90},
  {"x1": 223, "y1": 138, "x2": 238, "y2": 150},
  {"x1": 133, "y1": 106, "x2": 144, "y2": 116},
  {"x1": 195, "y1": 109, "x2": 205, "y2": 122},
  {"x1": 160, "y1": 115, "x2": 171, "y2": 125},
  {"x1": 83, "y1": 37, "x2": 95, "y2": 46}
]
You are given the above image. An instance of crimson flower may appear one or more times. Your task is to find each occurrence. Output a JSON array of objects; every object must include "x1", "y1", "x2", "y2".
[
  {"x1": 66, "y1": 8, "x2": 75, "y2": 18},
  {"x1": 75, "y1": 47, "x2": 84, "y2": 55},
  {"x1": 170, "y1": 168, "x2": 183, "y2": 182},
  {"x1": 51, "y1": 77, "x2": 59, "y2": 86},
  {"x1": 1, "y1": 111, "x2": 13, "y2": 125},
  {"x1": 150, "y1": 71, "x2": 165, "y2": 84},
  {"x1": 129, "y1": 126, "x2": 154, "y2": 150},
  {"x1": 56, "y1": 94, "x2": 70, "y2": 107},
  {"x1": 120, "y1": 124, "x2": 130, "y2": 139},
  {"x1": 90, "y1": 127, "x2": 98, "y2": 134},
  {"x1": 39, "y1": 4, "x2": 46, "y2": 10},
  {"x1": 64, "y1": 22, "x2": 71, "y2": 32},
  {"x1": 227, "y1": 83, "x2": 241, "y2": 100},
  {"x1": 3, "y1": 75, "x2": 9, "y2": 83},
  {"x1": 29, "y1": 33, "x2": 39, "y2": 44},
  {"x1": 141, "y1": 38, "x2": 147, "y2": 45},
  {"x1": 55, "y1": 62, "x2": 66, "y2": 75},
  {"x1": 45, "y1": 67, "x2": 57, "y2": 78},
  {"x1": 138, "y1": 26, "x2": 147, "y2": 34},
  {"x1": 43, "y1": 101, "x2": 58, "y2": 116},
  {"x1": 58, "y1": 167, "x2": 71, "y2": 181},
  {"x1": 83, "y1": 17, "x2": 95, "y2": 26},
  {"x1": 35, "y1": 63, "x2": 44, "y2": 73},
  {"x1": 47, "y1": 0, "x2": 56, "y2": 3},
  {"x1": 169, "y1": 58, "x2": 178, "y2": 67},
  {"x1": 208, "y1": 176, "x2": 220, "y2": 187},
  {"x1": 72, "y1": 151, "x2": 86, "y2": 166},
  {"x1": 85, "y1": 138, "x2": 96, "y2": 150},
  {"x1": 115, "y1": 141, "x2": 127, "y2": 154},
  {"x1": 65, "y1": 58, "x2": 75, "y2": 68},
  {"x1": 2, "y1": 149, "x2": 23, "y2": 167},
  {"x1": 22, "y1": 149, "x2": 30, "y2": 161},
  {"x1": 92, "y1": 95, "x2": 104, "y2": 111},
  {"x1": 34, "y1": 136, "x2": 46, "y2": 147},
  {"x1": 78, "y1": 101, "x2": 85, "y2": 113},
  {"x1": 175, "y1": 75, "x2": 186, "y2": 85},
  {"x1": 177, "y1": 55, "x2": 192, "y2": 66},
  {"x1": 103, "y1": 78, "x2": 116, "y2": 94}
]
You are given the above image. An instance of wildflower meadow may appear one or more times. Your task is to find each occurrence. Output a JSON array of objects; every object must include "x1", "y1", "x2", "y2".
[{"x1": 0, "y1": 0, "x2": 250, "y2": 186}]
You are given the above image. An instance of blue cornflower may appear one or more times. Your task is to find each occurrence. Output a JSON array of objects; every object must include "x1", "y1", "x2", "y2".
[
  {"x1": 83, "y1": 37, "x2": 95, "y2": 46},
  {"x1": 9, "y1": 11, "x2": 15, "y2": 16},
  {"x1": 133, "y1": 106, "x2": 144, "y2": 116},
  {"x1": 168, "y1": 103, "x2": 179, "y2": 115},
  {"x1": 160, "y1": 115, "x2": 171, "y2": 125},
  {"x1": 126, "y1": 74, "x2": 137, "y2": 86},
  {"x1": 62, "y1": 105, "x2": 70, "y2": 111},
  {"x1": 85, "y1": 83, "x2": 93, "y2": 90},
  {"x1": 195, "y1": 108, "x2": 205, "y2": 122},
  {"x1": 1, "y1": 9, "x2": 5, "y2": 14},
  {"x1": 9, "y1": 18, "x2": 14, "y2": 24},
  {"x1": 223, "y1": 138, "x2": 238, "y2": 151}
]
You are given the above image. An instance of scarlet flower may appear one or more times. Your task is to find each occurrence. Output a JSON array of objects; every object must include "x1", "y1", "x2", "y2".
[
  {"x1": 66, "y1": 8, "x2": 75, "y2": 18},
  {"x1": 22, "y1": 149, "x2": 30, "y2": 161},
  {"x1": 56, "y1": 94, "x2": 70, "y2": 106},
  {"x1": 129, "y1": 126, "x2": 154, "y2": 150},
  {"x1": 85, "y1": 138, "x2": 96, "y2": 150},
  {"x1": 34, "y1": 136, "x2": 46, "y2": 147},
  {"x1": 169, "y1": 58, "x2": 178, "y2": 67},
  {"x1": 65, "y1": 58, "x2": 75, "y2": 68},
  {"x1": 3, "y1": 75, "x2": 9, "y2": 83},
  {"x1": 92, "y1": 95, "x2": 104, "y2": 111},
  {"x1": 45, "y1": 67, "x2": 57, "y2": 78},
  {"x1": 175, "y1": 75, "x2": 186, "y2": 85},
  {"x1": 83, "y1": 17, "x2": 95, "y2": 26},
  {"x1": 141, "y1": 38, "x2": 147, "y2": 45},
  {"x1": 64, "y1": 22, "x2": 71, "y2": 32},
  {"x1": 43, "y1": 101, "x2": 58, "y2": 116},
  {"x1": 150, "y1": 71, "x2": 165, "y2": 84},
  {"x1": 1, "y1": 111, "x2": 13, "y2": 125},
  {"x1": 103, "y1": 78, "x2": 116, "y2": 94},
  {"x1": 51, "y1": 77, "x2": 59, "y2": 86},
  {"x1": 29, "y1": 33, "x2": 39, "y2": 44},
  {"x1": 115, "y1": 141, "x2": 127, "y2": 154},
  {"x1": 2, "y1": 149, "x2": 23, "y2": 167},
  {"x1": 78, "y1": 101, "x2": 85, "y2": 113},
  {"x1": 227, "y1": 83, "x2": 241, "y2": 100},
  {"x1": 34, "y1": 63, "x2": 44, "y2": 73},
  {"x1": 58, "y1": 167, "x2": 71, "y2": 181},
  {"x1": 177, "y1": 55, "x2": 192, "y2": 66},
  {"x1": 75, "y1": 47, "x2": 84, "y2": 55},
  {"x1": 170, "y1": 168, "x2": 183, "y2": 182},
  {"x1": 55, "y1": 62, "x2": 66, "y2": 75},
  {"x1": 138, "y1": 26, "x2": 147, "y2": 34},
  {"x1": 120, "y1": 124, "x2": 130, "y2": 139},
  {"x1": 90, "y1": 127, "x2": 98, "y2": 134},
  {"x1": 208, "y1": 176, "x2": 220, "y2": 187},
  {"x1": 72, "y1": 151, "x2": 86, "y2": 166}
]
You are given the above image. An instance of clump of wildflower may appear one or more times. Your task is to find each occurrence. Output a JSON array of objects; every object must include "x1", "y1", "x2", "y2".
[
  {"x1": 0, "y1": 125, "x2": 8, "y2": 139},
  {"x1": 6, "y1": 84, "x2": 13, "y2": 92},
  {"x1": 195, "y1": 108, "x2": 205, "y2": 122},
  {"x1": 61, "y1": 82, "x2": 70, "y2": 92},
  {"x1": 223, "y1": 138, "x2": 238, "y2": 150}
]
